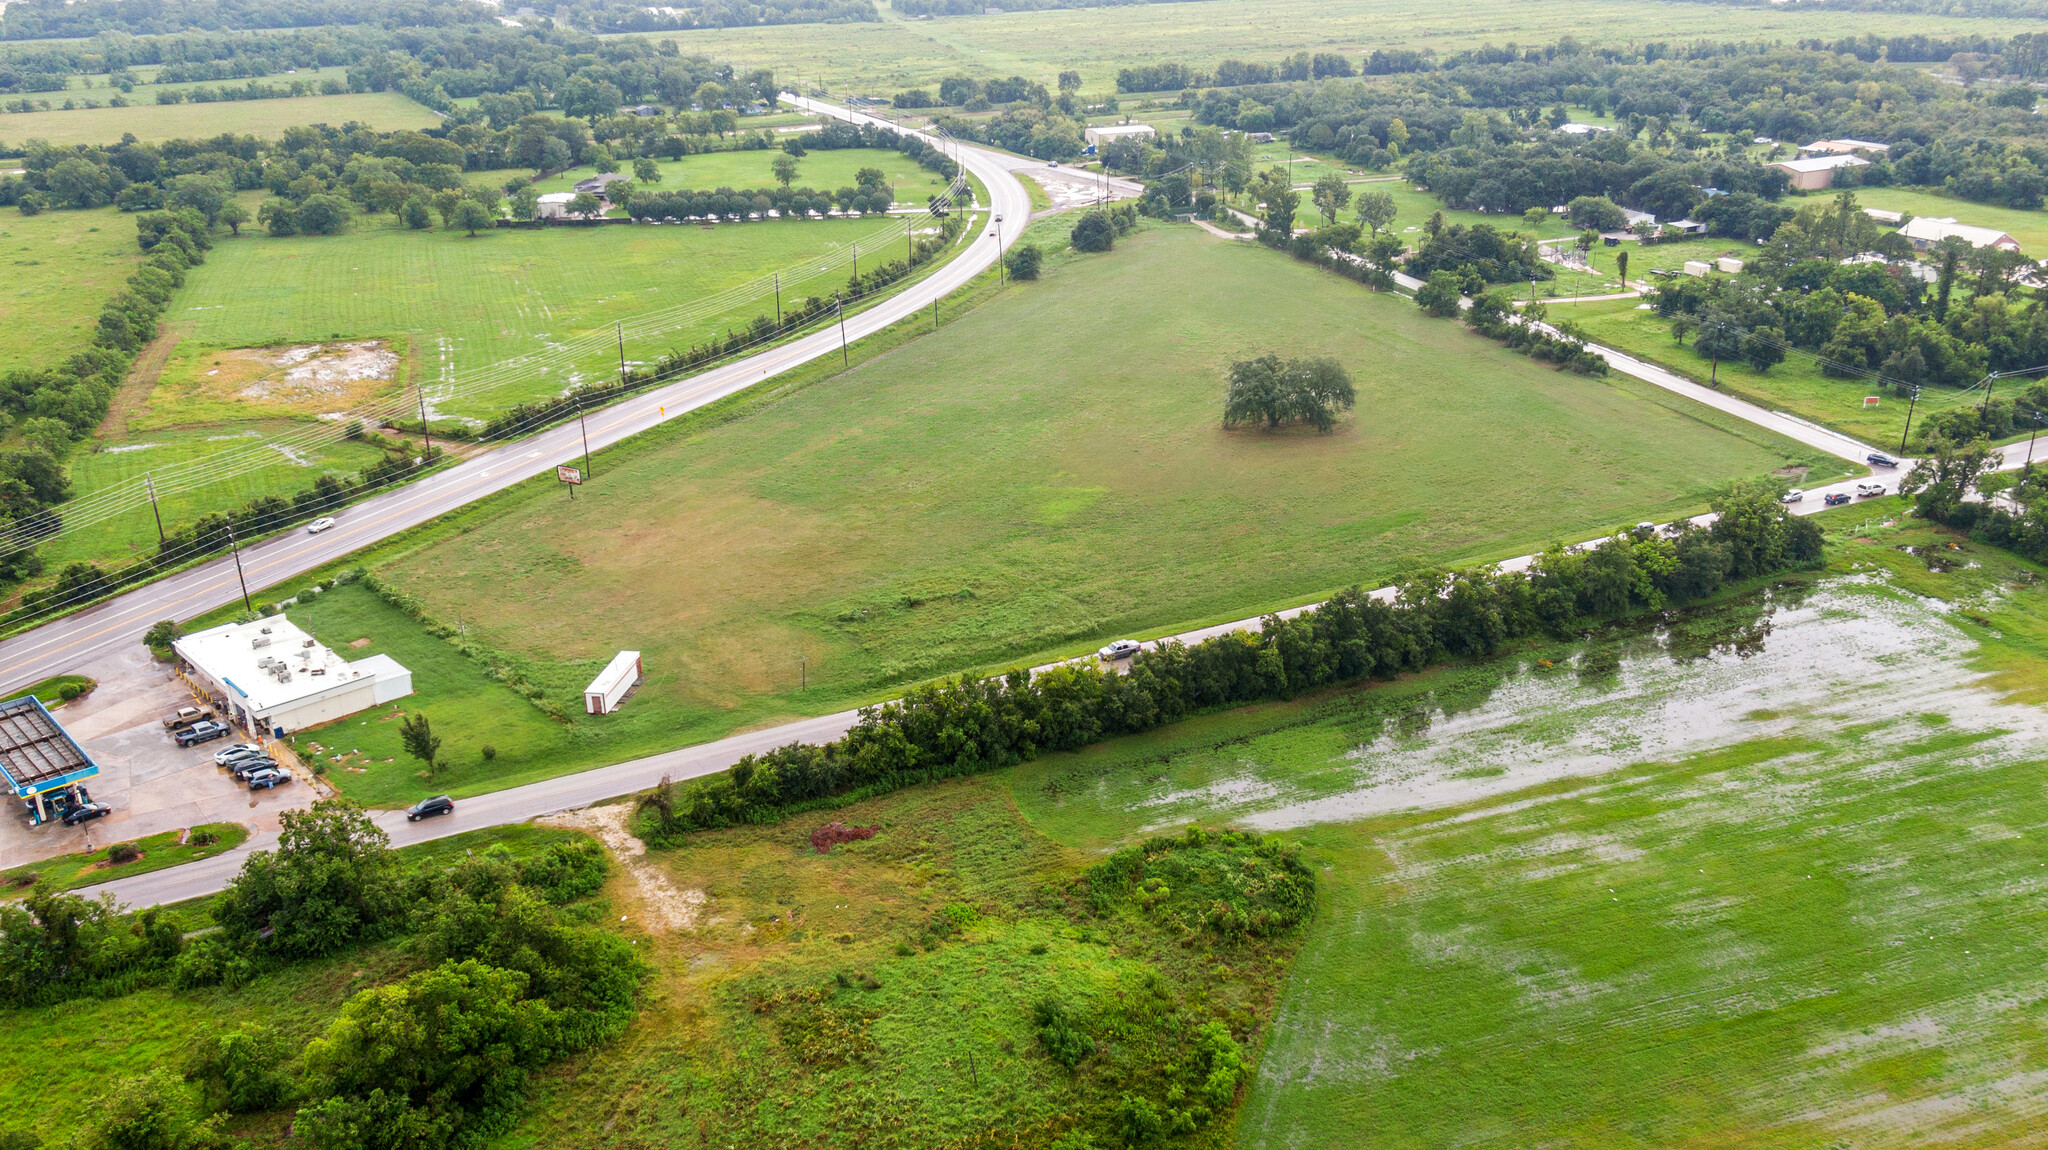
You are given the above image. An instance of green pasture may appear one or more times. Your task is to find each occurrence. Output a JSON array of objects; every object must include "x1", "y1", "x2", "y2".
[
  {"x1": 1005, "y1": 513, "x2": 2048, "y2": 1147},
  {"x1": 338, "y1": 224, "x2": 1834, "y2": 801},
  {"x1": 648, "y1": 0, "x2": 2043, "y2": 93},
  {"x1": 165, "y1": 212, "x2": 913, "y2": 420},
  {"x1": 532, "y1": 146, "x2": 948, "y2": 200},
  {"x1": 1851, "y1": 185, "x2": 2048, "y2": 256},
  {"x1": 3, "y1": 822, "x2": 248, "y2": 893},
  {"x1": 44, "y1": 423, "x2": 388, "y2": 568},
  {"x1": 0, "y1": 205, "x2": 140, "y2": 374},
  {"x1": 1553, "y1": 296, "x2": 1985, "y2": 447},
  {"x1": 0, "y1": 91, "x2": 437, "y2": 148}
]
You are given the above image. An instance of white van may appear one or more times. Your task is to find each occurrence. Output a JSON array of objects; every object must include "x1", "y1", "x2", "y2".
[{"x1": 1856, "y1": 482, "x2": 1886, "y2": 498}]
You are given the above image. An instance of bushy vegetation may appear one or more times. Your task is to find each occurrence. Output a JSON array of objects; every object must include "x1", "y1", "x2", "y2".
[
  {"x1": 1221, "y1": 355, "x2": 1356, "y2": 432},
  {"x1": 639, "y1": 482, "x2": 1821, "y2": 840}
]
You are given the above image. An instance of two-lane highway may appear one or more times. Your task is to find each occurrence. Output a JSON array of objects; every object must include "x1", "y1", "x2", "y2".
[{"x1": 0, "y1": 97, "x2": 1031, "y2": 696}]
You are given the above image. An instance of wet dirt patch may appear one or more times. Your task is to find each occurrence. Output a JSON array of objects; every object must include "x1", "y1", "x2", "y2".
[
  {"x1": 538, "y1": 804, "x2": 706, "y2": 933},
  {"x1": 145, "y1": 340, "x2": 401, "y2": 424}
]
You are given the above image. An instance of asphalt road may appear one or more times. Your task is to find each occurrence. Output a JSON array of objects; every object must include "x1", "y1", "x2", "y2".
[{"x1": 0, "y1": 95, "x2": 1032, "y2": 698}]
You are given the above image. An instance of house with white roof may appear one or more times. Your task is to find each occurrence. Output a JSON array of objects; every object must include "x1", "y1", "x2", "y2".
[
  {"x1": 1767, "y1": 154, "x2": 1869, "y2": 191},
  {"x1": 1801, "y1": 138, "x2": 1890, "y2": 156},
  {"x1": 1897, "y1": 216, "x2": 2022, "y2": 252},
  {"x1": 174, "y1": 616, "x2": 412, "y2": 738}
]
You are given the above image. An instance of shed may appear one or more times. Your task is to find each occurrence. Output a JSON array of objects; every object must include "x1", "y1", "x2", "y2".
[
  {"x1": 1083, "y1": 124, "x2": 1156, "y2": 148},
  {"x1": 1682, "y1": 260, "x2": 1712, "y2": 277},
  {"x1": 584, "y1": 651, "x2": 643, "y2": 715},
  {"x1": 535, "y1": 191, "x2": 579, "y2": 219},
  {"x1": 0, "y1": 695, "x2": 98, "y2": 825},
  {"x1": 1715, "y1": 256, "x2": 1745, "y2": 273}
]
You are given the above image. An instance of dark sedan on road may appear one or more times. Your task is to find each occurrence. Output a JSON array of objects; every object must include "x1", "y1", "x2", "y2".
[
  {"x1": 407, "y1": 795, "x2": 455, "y2": 822},
  {"x1": 62, "y1": 802, "x2": 112, "y2": 826},
  {"x1": 1824, "y1": 492, "x2": 1852, "y2": 505}
]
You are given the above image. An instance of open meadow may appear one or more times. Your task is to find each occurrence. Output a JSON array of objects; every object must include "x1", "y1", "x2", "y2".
[
  {"x1": 0, "y1": 204, "x2": 140, "y2": 373},
  {"x1": 165, "y1": 212, "x2": 914, "y2": 420},
  {"x1": 0, "y1": 91, "x2": 438, "y2": 148},
  {"x1": 290, "y1": 223, "x2": 1845, "y2": 806},
  {"x1": 650, "y1": 0, "x2": 2048, "y2": 92},
  {"x1": 1002, "y1": 511, "x2": 2048, "y2": 1147}
]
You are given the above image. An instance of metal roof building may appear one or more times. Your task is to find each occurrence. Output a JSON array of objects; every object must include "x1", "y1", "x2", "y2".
[{"x1": 0, "y1": 695, "x2": 98, "y2": 822}]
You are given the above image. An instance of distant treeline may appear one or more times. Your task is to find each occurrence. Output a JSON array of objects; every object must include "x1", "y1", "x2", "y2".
[
  {"x1": 0, "y1": 0, "x2": 873, "y2": 39},
  {"x1": 892, "y1": 0, "x2": 1216, "y2": 15}
]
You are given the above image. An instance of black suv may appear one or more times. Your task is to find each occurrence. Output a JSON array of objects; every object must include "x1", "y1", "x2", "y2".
[{"x1": 406, "y1": 795, "x2": 455, "y2": 822}]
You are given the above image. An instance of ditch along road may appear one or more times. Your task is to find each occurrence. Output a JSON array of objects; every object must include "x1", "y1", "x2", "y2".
[{"x1": 0, "y1": 97, "x2": 1033, "y2": 699}]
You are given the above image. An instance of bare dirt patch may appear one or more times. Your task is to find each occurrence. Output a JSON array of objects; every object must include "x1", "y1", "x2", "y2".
[
  {"x1": 147, "y1": 340, "x2": 401, "y2": 424},
  {"x1": 538, "y1": 804, "x2": 706, "y2": 933}
]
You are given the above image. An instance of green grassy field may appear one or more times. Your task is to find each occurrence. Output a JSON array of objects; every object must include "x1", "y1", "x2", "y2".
[
  {"x1": 648, "y1": 0, "x2": 2046, "y2": 92},
  {"x1": 0, "y1": 91, "x2": 437, "y2": 147},
  {"x1": 1852, "y1": 185, "x2": 2048, "y2": 256},
  {"x1": 3, "y1": 822, "x2": 248, "y2": 892},
  {"x1": 166, "y1": 214, "x2": 914, "y2": 421},
  {"x1": 1553, "y1": 296, "x2": 1985, "y2": 447},
  {"x1": 314, "y1": 223, "x2": 1839, "y2": 803},
  {"x1": 0, "y1": 205, "x2": 140, "y2": 373},
  {"x1": 535, "y1": 147, "x2": 949, "y2": 200},
  {"x1": 998, "y1": 512, "x2": 2048, "y2": 1146}
]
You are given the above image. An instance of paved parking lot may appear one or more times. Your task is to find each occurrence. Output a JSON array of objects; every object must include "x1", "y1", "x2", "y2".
[{"x1": 0, "y1": 643, "x2": 311, "y2": 869}]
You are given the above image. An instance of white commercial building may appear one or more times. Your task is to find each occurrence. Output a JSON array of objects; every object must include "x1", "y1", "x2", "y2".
[
  {"x1": 1084, "y1": 124, "x2": 1156, "y2": 148},
  {"x1": 584, "y1": 650, "x2": 642, "y2": 715},
  {"x1": 1897, "y1": 216, "x2": 2022, "y2": 252},
  {"x1": 1767, "y1": 154, "x2": 1868, "y2": 191},
  {"x1": 174, "y1": 616, "x2": 413, "y2": 738},
  {"x1": 1800, "y1": 138, "x2": 1890, "y2": 156}
]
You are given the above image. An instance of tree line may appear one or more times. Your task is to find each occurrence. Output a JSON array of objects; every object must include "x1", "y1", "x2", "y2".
[{"x1": 641, "y1": 483, "x2": 1822, "y2": 839}]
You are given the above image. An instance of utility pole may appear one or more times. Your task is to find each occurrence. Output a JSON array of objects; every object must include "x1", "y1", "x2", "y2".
[
  {"x1": 2025, "y1": 409, "x2": 2043, "y2": 474},
  {"x1": 145, "y1": 474, "x2": 164, "y2": 547},
  {"x1": 616, "y1": 321, "x2": 626, "y2": 386},
  {"x1": 851, "y1": 240, "x2": 859, "y2": 288},
  {"x1": 774, "y1": 271, "x2": 782, "y2": 328},
  {"x1": 575, "y1": 393, "x2": 592, "y2": 480},
  {"x1": 1900, "y1": 384, "x2": 1922, "y2": 454},
  {"x1": 836, "y1": 299, "x2": 849, "y2": 367},
  {"x1": 994, "y1": 213, "x2": 1005, "y2": 285},
  {"x1": 225, "y1": 522, "x2": 252, "y2": 613},
  {"x1": 932, "y1": 296, "x2": 938, "y2": 332},
  {"x1": 416, "y1": 379, "x2": 432, "y2": 454}
]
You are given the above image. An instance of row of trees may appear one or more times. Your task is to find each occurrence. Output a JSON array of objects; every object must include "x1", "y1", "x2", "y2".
[{"x1": 642, "y1": 483, "x2": 1822, "y2": 839}]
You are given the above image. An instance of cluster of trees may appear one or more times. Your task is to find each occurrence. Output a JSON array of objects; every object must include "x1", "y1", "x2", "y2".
[
  {"x1": 1115, "y1": 51, "x2": 1360, "y2": 93},
  {"x1": 0, "y1": 0, "x2": 863, "y2": 40},
  {"x1": 1641, "y1": 192, "x2": 2048, "y2": 437},
  {"x1": 1070, "y1": 201, "x2": 1138, "y2": 251},
  {"x1": 1404, "y1": 221, "x2": 1551, "y2": 284},
  {"x1": 1906, "y1": 437, "x2": 2048, "y2": 565},
  {"x1": 624, "y1": 176, "x2": 893, "y2": 221},
  {"x1": 642, "y1": 483, "x2": 1821, "y2": 839},
  {"x1": 1221, "y1": 355, "x2": 1356, "y2": 432},
  {"x1": 17, "y1": 800, "x2": 639, "y2": 1150},
  {"x1": 1459, "y1": 290, "x2": 1613, "y2": 375}
]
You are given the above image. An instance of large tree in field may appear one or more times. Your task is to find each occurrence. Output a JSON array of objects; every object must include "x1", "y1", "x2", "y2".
[
  {"x1": 1223, "y1": 355, "x2": 1356, "y2": 432},
  {"x1": 1311, "y1": 172, "x2": 1351, "y2": 225},
  {"x1": 401, "y1": 712, "x2": 442, "y2": 777},
  {"x1": 771, "y1": 153, "x2": 801, "y2": 189},
  {"x1": 1355, "y1": 189, "x2": 1396, "y2": 235}
]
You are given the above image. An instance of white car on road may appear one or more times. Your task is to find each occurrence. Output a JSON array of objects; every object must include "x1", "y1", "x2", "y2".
[
  {"x1": 1097, "y1": 639, "x2": 1143, "y2": 661},
  {"x1": 305, "y1": 517, "x2": 337, "y2": 534},
  {"x1": 1780, "y1": 489, "x2": 1804, "y2": 504},
  {"x1": 1856, "y1": 482, "x2": 1887, "y2": 497}
]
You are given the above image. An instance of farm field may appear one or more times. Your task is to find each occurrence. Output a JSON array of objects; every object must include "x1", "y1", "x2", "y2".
[
  {"x1": 0, "y1": 91, "x2": 437, "y2": 147},
  {"x1": 646, "y1": 0, "x2": 2046, "y2": 92},
  {"x1": 166, "y1": 212, "x2": 913, "y2": 420},
  {"x1": 1552, "y1": 296, "x2": 1986, "y2": 447},
  {"x1": 0, "y1": 204, "x2": 140, "y2": 373},
  {"x1": 534, "y1": 146, "x2": 950, "y2": 200},
  {"x1": 1007, "y1": 513, "x2": 2048, "y2": 1147},
  {"x1": 332, "y1": 224, "x2": 1839, "y2": 804}
]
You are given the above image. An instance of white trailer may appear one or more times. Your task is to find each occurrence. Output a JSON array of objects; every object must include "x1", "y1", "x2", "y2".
[{"x1": 584, "y1": 650, "x2": 642, "y2": 715}]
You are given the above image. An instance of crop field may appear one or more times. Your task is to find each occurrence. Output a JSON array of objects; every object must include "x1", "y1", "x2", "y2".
[
  {"x1": 0, "y1": 205, "x2": 140, "y2": 373},
  {"x1": 1004, "y1": 513, "x2": 2048, "y2": 1146},
  {"x1": 340, "y1": 223, "x2": 1837, "y2": 800},
  {"x1": 0, "y1": 91, "x2": 438, "y2": 147},
  {"x1": 166, "y1": 212, "x2": 913, "y2": 420},
  {"x1": 648, "y1": 0, "x2": 2046, "y2": 92},
  {"x1": 1553, "y1": 296, "x2": 1986, "y2": 447},
  {"x1": 534, "y1": 146, "x2": 951, "y2": 200}
]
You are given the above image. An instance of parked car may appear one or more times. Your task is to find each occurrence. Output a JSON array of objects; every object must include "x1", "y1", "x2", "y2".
[
  {"x1": 245, "y1": 767, "x2": 293, "y2": 790},
  {"x1": 1856, "y1": 482, "x2": 1887, "y2": 497},
  {"x1": 1824, "y1": 492, "x2": 1852, "y2": 505},
  {"x1": 161, "y1": 706, "x2": 214, "y2": 731},
  {"x1": 1097, "y1": 639, "x2": 1143, "y2": 661},
  {"x1": 62, "y1": 801, "x2": 112, "y2": 826},
  {"x1": 1779, "y1": 489, "x2": 1804, "y2": 504},
  {"x1": 231, "y1": 758, "x2": 280, "y2": 779},
  {"x1": 175, "y1": 720, "x2": 230, "y2": 747},
  {"x1": 214, "y1": 744, "x2": 266, "y2": 766},
  {"x1": 1867, "y1": 451, "x2": 1899, "y2": 467},
  {"x1": 407, "y1": 795, "x2": 455, "y2": 822},
  {"x1": 306, "y1": 517, "x2": 337, "y2": 534}
]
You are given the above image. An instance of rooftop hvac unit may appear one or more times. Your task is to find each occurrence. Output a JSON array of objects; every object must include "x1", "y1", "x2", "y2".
[
  {"x1": 251, "y1": 636, "x2": 271, "y2": 649},
  {"x1": 310, "y1": 668, "x2": 326, "y2": 676},
  {"x1": 302, "y1": 639, "x2": 316, "y2": 648}
]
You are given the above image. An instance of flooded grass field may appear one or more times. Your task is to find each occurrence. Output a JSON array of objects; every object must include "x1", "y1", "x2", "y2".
[{"x1": 1008, "y1": 505, "x2": 2048, "y2": 1148}]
